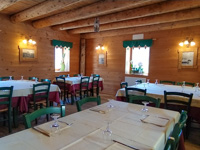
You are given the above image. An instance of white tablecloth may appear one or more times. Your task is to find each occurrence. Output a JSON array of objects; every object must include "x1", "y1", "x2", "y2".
[
  {"x1": 0, "y1": 100, "x2": 180, "y2": 150},
  {"x1": 116, "y1": 83, "x2": 200, "y2": 107},
  {"x1": 0, "y1": 80, "x2": 60, "y2": 97}
]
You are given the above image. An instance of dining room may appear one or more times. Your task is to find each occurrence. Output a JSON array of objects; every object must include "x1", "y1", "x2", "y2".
[{"x1": 0, "y1": 0, "x2": 200, "y2": 150}]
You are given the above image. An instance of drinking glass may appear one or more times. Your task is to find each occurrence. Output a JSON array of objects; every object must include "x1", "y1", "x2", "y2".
[
  {"x1": 155, "y1": 79, "x2": 158, "y2": 85},
  {"x1": 147, "y1": 79, "x2": 150, "y2": 84},
  {"x1": 103, "y1": 120, "x2": 112, "y2": 142},
  {"x1": 181, "y1": 81, "x2": 185, "y2": 92},
  {"x1": 195, "y1": 83, "x2": 199, "y2": 92},
  {"x1": 107, "y1": 99, "x2": 114, "y2": 108},
  {"x1": 9, "y1": 76, "x2": 12, "y2": 80},
  {"x1": 50, "y1": 114, "x2": 60, "y2": 136},
  {"x1": 21, "y1": 76, "x2": 23, "y2": 80},
  {"x1": 35, "y1": 78, "x2": 38, "y2": 83},
  {"x1": 141, "y1": 101, "x2": 149, "y2": 112}
]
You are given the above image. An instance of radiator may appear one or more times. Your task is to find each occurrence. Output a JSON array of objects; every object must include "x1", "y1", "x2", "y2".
[{"x1": 125, "y1": 76, "x2": 146, "y2": 86}]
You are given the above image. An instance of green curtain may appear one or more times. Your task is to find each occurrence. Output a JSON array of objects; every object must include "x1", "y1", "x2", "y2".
[
  {"x1": 123, "y1": 39, "x2": 153, "y2": 48},
  {"x1": 52, "y1": 39, "x2": 73, "y2": 48}
]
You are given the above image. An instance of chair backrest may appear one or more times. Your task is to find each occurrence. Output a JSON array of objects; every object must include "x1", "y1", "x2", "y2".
[
  {"x1": 164, "y1": 91, "x2": 193, "y2": 113},
  {"x1": 179, "y1": 110, "x2": 188, "y2": 130},
  {"x1": 0, "y1": 86, "x2": 13, "y2": 108},
  {"x1": 129, "y1": 95, "x2": 161, "y2": 108},
  {"x1": 80, "y1": 76, "x2": 90, "y2": 91},
  {"x1": 33, "y1": 83, "x2": 51, "y2": 107},
  {"x1": 135, "y1": 79, "x2": 142, "y2": 84},
  {"x1": 125, "y1": 87, "x2": 146, "y2": 102},
  {"x1": 73, "y1": 74, "x2": 80, "y2": 77},
  {"x1": 120, "y1": 82, "x2": 128, "y2": 88},
  {"x1": 0, "y1": 76, "x2": 14, "y2": 81},
  {"x1": 160, "y1": 80, "x2": 176, "y2": 85},
  {"x1": 93, "y1": 74, "x2": 100, "y2": 77},
  {"x1": 92, "y1": 76, "x2": 100, "y2": 88},
  {"x1": 41, "y1": 79, "x2": 51, "y2": 83},
  {"x1": 177, "y1": 82, "x2": 195, "y2": 87},
  {"x1": 164, "y1": 123, "x2": 182, "y2": 150},
  {"x1": 23, "y1": 106, "x2": 65, "y2": 129},
  {"x1": 76, "y1": 96, "x2": 101, "y2": 111},
  {"x1": 29, "y1": 77, "x2": 39, "y2": 81}
]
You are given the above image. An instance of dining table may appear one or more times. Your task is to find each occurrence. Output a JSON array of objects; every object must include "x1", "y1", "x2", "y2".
[
  {"x1": 0, "y1": 100, "x2": 180, "y2": 150},
  {"x1": 115, "y1": 82, "x2": 200, "y2": 124},
  {"x1": 0, "y1": 80, "x2": 60, "y2": 113},
  {"x1": 54, "y1": 76, "x2": 104, "y2": 95}
]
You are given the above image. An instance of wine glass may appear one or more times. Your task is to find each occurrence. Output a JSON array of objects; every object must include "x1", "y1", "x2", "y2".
[
  {"x1": 195, "y1": 83, "x2": 199, "y2": 92},
  {"x1": 50, "y1": 114, "x2": 60, "y2": 136},
  {"x1": 35, "y1": 78, "x2": 38, "y2": 83},
  {"x1": 21, "y1": 76, "x2": 24, "y2": 80},
  {"x1": 103, "y1": 120, "x2": 112, "y2": 142},
  {"x1": 9, "y1": 76, "x2": 12, "y2": 80},
  {"x1": 181, "y1": 81, "x2": 185, "y2": 92},
  {"x1": 155, "y1": 79, "x2": 158, "y2": 85},
  {"x1": 141, "y1": 101, "x2": 149, "y2": 112},
  {"x1": 107, "y1": 99, "x2": 114, "y2": 108},
  {"x1": 147, "y1": 79, "x2": 150, "y2": 84}
]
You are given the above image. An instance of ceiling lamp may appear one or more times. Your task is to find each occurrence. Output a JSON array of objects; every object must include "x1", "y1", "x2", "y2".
[
  {"x1": 23, "y1": 38, "x2": 36, "y2": 45},
  {"x1": 179, "y1": 38, "x2": 195, "y2": 47},
  {"x1": 96, "y1": 45, "x2": 104, "y2": 50}
]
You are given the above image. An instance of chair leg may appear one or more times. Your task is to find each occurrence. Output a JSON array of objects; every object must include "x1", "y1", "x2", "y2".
[
  {"x1": 8, "y1": 110, "x2": 12, "y2": 133},
  {"x1": 186, "y1": 117, "x2": 191, "y2": 139},
  {"x1": 13, "y1": 107, "x2": 18, "y2": 128}
]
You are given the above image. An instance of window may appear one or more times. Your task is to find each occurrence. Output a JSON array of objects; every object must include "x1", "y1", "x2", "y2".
[
  {"x1": 125, "y1": 46, "x2": 150, "y2": 75},
  {"x1": 55, "y1": 47, "x2": 70, "y2": 72}
]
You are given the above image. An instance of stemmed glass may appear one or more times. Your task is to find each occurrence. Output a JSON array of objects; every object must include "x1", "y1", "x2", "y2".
[
  {"x1": 107, "y1": 99, "x2": 114, "y2": 108},
  {"x1": 9, "y1": 76, "x2": 12, "y2": 80},
  {"x1": 21, "y1": 76, "x2": 23, "y2": 80},
  {"x1": 35, "y1": 78, "x2": 38, "y2": 83},
  {"x1": 155, "y1": 79, "x2": 158, "y2": 85},
  {"x1": 195, "y1": 83, "x2": 199, "y2": 92},
  {"x1": 51, "y1": 114, "x2": 60, "y2": 136},
  {"x1": 141, "y1": 101, "x2": 149, "y2": 119},
  {"x1": 147, "y1": 79, "x2": 150, "y2": 84},
  {"x1": 103, "y1": 120, "x2": 112, "y2": 141},
  {"x1": 181, "y1": 81, "x2": 185, "y2": 92}
]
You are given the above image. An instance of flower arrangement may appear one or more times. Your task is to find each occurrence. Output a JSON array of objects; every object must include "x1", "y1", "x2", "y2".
[{"x1": 130, "y1": 61, "x2": 143, "y2": 74}]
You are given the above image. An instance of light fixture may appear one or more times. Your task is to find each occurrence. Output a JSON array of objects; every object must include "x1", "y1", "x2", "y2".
[
  {"x1": 179, "y1": 37, "x2": 195, "y2": 47},
  {"x1": 22, "y1": 38, "x2": 36, "y2": 45},
  {"x1": 96, "y1": 45, "x2": 104, "y2": 50}
]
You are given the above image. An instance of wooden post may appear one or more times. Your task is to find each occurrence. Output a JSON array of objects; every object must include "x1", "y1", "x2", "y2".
[{"x1": 80, "y1": 38, "x2": 85, "y2": 75}]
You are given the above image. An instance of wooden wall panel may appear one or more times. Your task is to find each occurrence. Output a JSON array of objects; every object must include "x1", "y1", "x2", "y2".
[
  {"x1": 85, "y1": 26, "x2": 200, "y2": 96},
  {"x1": 0, "y1": 14, "x2": 80, "y2": 81}
]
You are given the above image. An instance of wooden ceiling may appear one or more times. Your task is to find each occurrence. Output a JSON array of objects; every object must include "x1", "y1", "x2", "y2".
[{"x1": 0, "y1": 0, "x2": 200, "y2": 38}]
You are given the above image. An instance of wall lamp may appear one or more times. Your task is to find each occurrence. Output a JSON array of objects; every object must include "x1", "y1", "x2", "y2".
[
  {"x1": 23, "y1": 38, "x2": 36, "y2": 45},
  {"x1": 96, "y1": 45, "x2": 105, "y2": 50},
  {"x1": 179, "y1": 38, "x2": 195, "y2": 47}
]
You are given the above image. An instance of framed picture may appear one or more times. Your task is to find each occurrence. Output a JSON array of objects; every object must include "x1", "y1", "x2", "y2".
[
  {"x1": 20, "y1": 48, "x2": 37, "y2": 62},
  {"x1": 98, "y1": 52, "x2": 107, "y2": 66},
  {"x1": 178, "y1": 47, "x2": 198, "y2": 69}
]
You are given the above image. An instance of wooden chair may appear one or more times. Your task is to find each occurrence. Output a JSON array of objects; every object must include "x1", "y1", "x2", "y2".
[
  {"x1": 160, "y1": 80, "x2": 176, "y2": 85},
  {"x1": 0, "y1": 86, "x2": 14, "y2": 133},
  {"x1": 164, "y1": 91, "x2": 193, "y2": 138},
  {"x1": 76, "y1": 96, "x2": 101, "y2": 112},
  {"x1": 90, "y1": 76, "x2": 100, "y2": 96},
  {"x1": 93, "y1": 74, "x2": 100, "y2": 77},
  {"x1": 177, "y1": 82, "x2": 195, "y2": 87},
  {"x1": 125, "y1": 87, "x2": 146, "y2": 102},
  {"x1": 76, "y1": 76, "x2": 90, "y2": 99},
  {"x1": 23, "y1": 106, "x2": 65, "y2": 129},
  {"x1": 55, "y1": 77, "x2": 73, "y2": 104},
  {"x1": 73, "y1": 74, "x2": 80, "y2": 77},
  {"x1": 30, "y1": 83, "x2": 51, "y2": 111},
  {"x1": 129, "y1": 95, "x2": 160, "y2": 108},
  {"x1": 28, "y1": 77, "x2": 39, "y2": 81},
  {"x1": 0, "y1": 76, "x2": 14, "y2": 81},
  {"x1": 135, "y1": 79, "x2": 142, "y2": 84},
  {"x1": 41, "y1": 79, "x2": 51, "y2": 83},
  {"x1": 120, "y1": 82, "x2": 128, "y2": 88}
]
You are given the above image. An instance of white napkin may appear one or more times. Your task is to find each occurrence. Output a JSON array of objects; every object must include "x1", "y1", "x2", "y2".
[{"x1": 141, "y1": 115, "x2": 169, "y2": 127}]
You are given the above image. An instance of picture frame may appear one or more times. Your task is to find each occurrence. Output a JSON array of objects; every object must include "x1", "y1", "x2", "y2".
[
  {"x1": 178, "y1": 47, "x2": 198, "y2": 69},
  {"x1": 98, "y1": 51, "x2": 107, "y2": 66},
  {"x1": 20, "y1": 48, "x2": 37, "y2": 62}
]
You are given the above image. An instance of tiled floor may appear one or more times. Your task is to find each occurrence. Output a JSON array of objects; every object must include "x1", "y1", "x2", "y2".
[{"x1": 0, "y1": 93, "x2": 199, "y2": 150}]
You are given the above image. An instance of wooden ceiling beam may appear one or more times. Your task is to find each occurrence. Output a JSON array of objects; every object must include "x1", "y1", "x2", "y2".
[
  {"x1": 10, "y1": 0, "x2": 98, "y2": 23},
  {"x1": 0, "y1": 0, "x2": 20, "y2": 11},
  {"x1": 81, "y1": 18, "x2": 200, "y2": 39},
  {"x1": 52, "y1": 0, "x2": 200, "y2": 30},
  {"x1": 32, "y1": 0, "x2": 162, "y2": 28},
  {"x1": 68, "y1": 8, "x2": 200, "y2": 34}
]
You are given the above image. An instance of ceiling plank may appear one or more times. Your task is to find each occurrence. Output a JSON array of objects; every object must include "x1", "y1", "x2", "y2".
[
  {"x1": 68, "y1": 7, "x2": 200, "y2": 34},
  {"x1": 81, "y1": 18, "x2": 200, "y2": 39},
  {"x1": 10, "y1": 0, "x2": 98, "y2": 23},
  {"x1": 52, "y1": 0, "x2": 200, "y2": 30},
  {"x1": 0, "y1": 0, "x2": 20, "y2": 11},
  {"x1": 32, "y1": 0, "x2": 163, "y2": 28}
]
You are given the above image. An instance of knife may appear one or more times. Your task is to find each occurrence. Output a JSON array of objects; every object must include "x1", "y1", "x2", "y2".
[
  {"x1": 32, "y1": 127, "x2": 50, "y2": 137},
  {"x1": 113, "y1": 140, "x2": 139, "y2": 150}
]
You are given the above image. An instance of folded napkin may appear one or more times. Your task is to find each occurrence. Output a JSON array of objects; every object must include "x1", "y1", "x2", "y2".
[
  {"x1": 89, "y1": 107, "x2": 110, "y2": 114},
  {"x1": 33, "y1": 121, "x2": 70, "y2": 137},
  {"x1": 141, "y1": 115, "x2": 169, "y2": 127}
]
